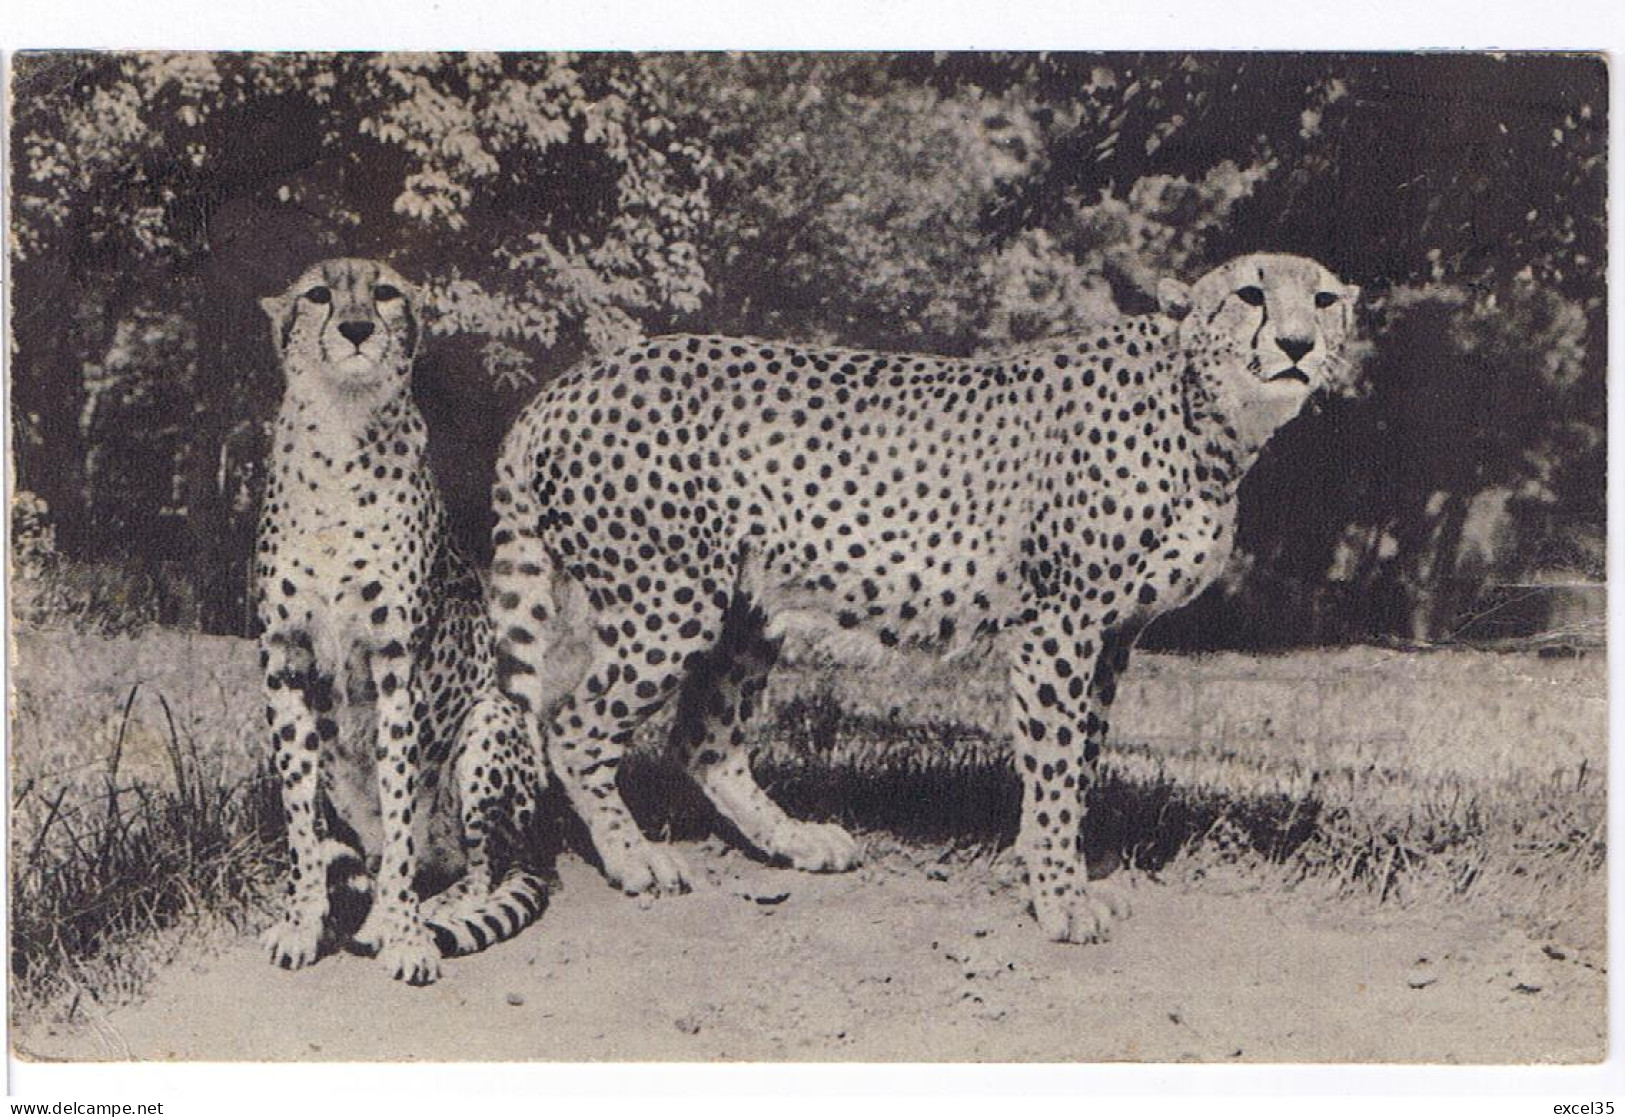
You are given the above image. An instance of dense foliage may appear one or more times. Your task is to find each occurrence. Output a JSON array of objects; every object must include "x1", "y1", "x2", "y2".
[{"x1": 8, "y1": 51, "x2": 1606, "y2": 643}]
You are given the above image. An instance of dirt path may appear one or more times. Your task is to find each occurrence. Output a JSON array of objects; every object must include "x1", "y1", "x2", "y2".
[{"x1": 15, "y1": 843, "x2": 1604, "y2": 1064}]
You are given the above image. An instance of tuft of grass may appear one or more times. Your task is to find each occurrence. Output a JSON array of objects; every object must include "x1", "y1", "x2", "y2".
[{"x1": 8, "y1": 675, "x2": 283, "y2": 1025}]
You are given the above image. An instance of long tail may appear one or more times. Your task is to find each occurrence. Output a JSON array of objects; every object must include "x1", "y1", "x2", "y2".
[
  {"x1": 489, "y1": 466, "x2": 593, "y2": 723},
  {"x1": 423, "y1": 868, "x2": 549, "y2": 958}
]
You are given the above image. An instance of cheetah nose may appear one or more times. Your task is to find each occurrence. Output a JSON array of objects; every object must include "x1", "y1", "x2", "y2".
[
  {"x1": 1276, "y1": 335, "x2": 1314, "y2": 363},
  {"x1": 338, "y1": 320, "x2": 375, "y2": 347}
]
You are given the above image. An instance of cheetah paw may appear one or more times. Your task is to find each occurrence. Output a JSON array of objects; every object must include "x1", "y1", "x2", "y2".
[
  {"x1": 262, "y1": 912, "x2": 324, "y2": 971},
  {"x1": 767, "y1": 820, "x2": 862, "y2": 872},
  {"x1": 601, "y1": 837, "x2": 691, "y2": 897},
  {"x1": 376, "y1": 924, "x2": 441, "y2": 985},
  {"x1": 1031, "y1": 880, "x2": 1132, "y2": 944}
]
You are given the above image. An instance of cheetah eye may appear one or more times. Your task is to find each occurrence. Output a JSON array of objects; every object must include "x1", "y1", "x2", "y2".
[
  {"x1": 1314, "y1": 291, "x2": 1339, "y2": 309},
  {"x1": 1236, "y1": 286, "x2": 1265, "y2": 307},
  {"x1": 374, "y1": 284, "x2": 403, "y2": 302},
  {"x1": 303, "y1": 286, "x2": 332, "y2": 305}
]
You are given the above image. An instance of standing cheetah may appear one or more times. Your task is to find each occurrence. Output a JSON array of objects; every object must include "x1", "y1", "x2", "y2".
[
  {"x1": 489, "y1": 253, "x2": 1358, "y2": 942},
  {"x1": 256, "y1": 258, "x2": 548, "y2": 984}
]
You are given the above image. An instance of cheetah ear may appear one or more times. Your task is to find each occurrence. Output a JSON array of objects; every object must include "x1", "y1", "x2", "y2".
[
  {"x1": 1156, "y1": 277, "x2": 1193, "y2": 320},
  {"x1": 260, "y1": 294, "x2": 295, "y2": 354}
]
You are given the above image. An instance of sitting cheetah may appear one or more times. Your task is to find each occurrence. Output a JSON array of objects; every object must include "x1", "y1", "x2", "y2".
[
  {"x1": 489, "y1": 253, "x2": 1358, "y2": 943},
  {"x1": 256, "y1": 258, "x2": 548, "y2": 984}
]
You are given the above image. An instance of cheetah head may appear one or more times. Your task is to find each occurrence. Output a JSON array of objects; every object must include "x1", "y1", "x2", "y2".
[
  {"x1": 260, "y1": 258, "x2": 422, "y2": 399},
  {"x1": 1156, "y1": 253, "x2": 1359, "y2": 456},
  {"x1": 1158, "y1": 253, "x2": 1359, "y2": 393}
]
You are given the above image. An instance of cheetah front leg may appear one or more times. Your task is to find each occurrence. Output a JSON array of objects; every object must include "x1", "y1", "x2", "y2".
[
  {"x1": 352, "y1": 643, "x2": 440, "y2": 984},
  {"x1": 259, "y1": 636, "x2": 331, "y2": 970},
  {"x1": 1007, "y1": 618, "x2": 1133, "y2": 944}
]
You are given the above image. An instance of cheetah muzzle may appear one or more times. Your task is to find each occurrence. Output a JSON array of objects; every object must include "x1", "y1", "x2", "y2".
[{"x1": 491, "y1": 252, "x2": 1358, "y2": 943}]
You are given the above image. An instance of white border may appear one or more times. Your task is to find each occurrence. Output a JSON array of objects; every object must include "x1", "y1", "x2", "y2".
[
  {"x1": 1, "y1": 0, "x2": 1622, "y2": 52},
  {"x1": 4, "y1": 0, "x2": 1623, "y2": 1108}
]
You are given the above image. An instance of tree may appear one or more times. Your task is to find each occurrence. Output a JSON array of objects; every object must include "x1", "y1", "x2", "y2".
[
  {"x1": 899, "y1": 52, "x2": 1607, "y2": 642},
  {"x1": 10, "y1": 52, "x2": 1606, "y2": 645},
  {"x1": 11, "y1": 51, "x2": 715, "y2": 629}
]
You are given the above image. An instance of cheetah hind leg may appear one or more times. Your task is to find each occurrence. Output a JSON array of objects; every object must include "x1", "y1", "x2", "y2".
[
  {"x1": 674, "y1": 605, "x2": 861, "y2": 873},
  {"x1": 422, "y1": 696, "x2": 550, "y2": 956}
]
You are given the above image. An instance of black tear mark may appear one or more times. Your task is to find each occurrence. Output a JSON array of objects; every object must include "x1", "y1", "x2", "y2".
[
  {"x1": 402, "y1": 298, "x2": 420, "y2": 356},
  {"x1": 321, "y1": 293, "x2": 335, "y2": 335},
  {"x1": 277, "y1": 300, "x2": 297, "y2": 351}
]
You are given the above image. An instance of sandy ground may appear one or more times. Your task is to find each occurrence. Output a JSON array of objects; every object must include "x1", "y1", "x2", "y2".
[{"x1": 14, "y1": 842, "x2": 1605, "y2": 1064}]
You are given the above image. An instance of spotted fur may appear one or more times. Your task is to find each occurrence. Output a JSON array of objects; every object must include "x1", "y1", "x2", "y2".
[
  {"x1": 255, "y1": 258, "x2": 548, "y2": 984},
  {"x1": 490, "y1": 253, "x2": 1358, "y2": 942}
]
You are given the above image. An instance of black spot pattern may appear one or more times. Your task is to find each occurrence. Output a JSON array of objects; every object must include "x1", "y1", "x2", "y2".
[
  {"x1": 490, "y1": 253, "x2": 1357, "y2": 941},
  {"x1": 255, "y1": 259, "x2": 549, "y2": 985}
]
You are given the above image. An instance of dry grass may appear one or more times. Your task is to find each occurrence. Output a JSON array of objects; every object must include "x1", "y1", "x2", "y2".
[
  {"x1": 743, "y1": 646, "x2": 1605, "y2": 947},
  {"x1": 8, "y1": 632, "x2": 284, "y2": 1024},
  {"x1": 6, "y1": 628, "x2": 1607, "y2": 1023}
]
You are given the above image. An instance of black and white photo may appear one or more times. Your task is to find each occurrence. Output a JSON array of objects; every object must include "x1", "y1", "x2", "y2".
[{"x1": 5, "y1": 48, "x2": 1608, "y2": 1068}]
